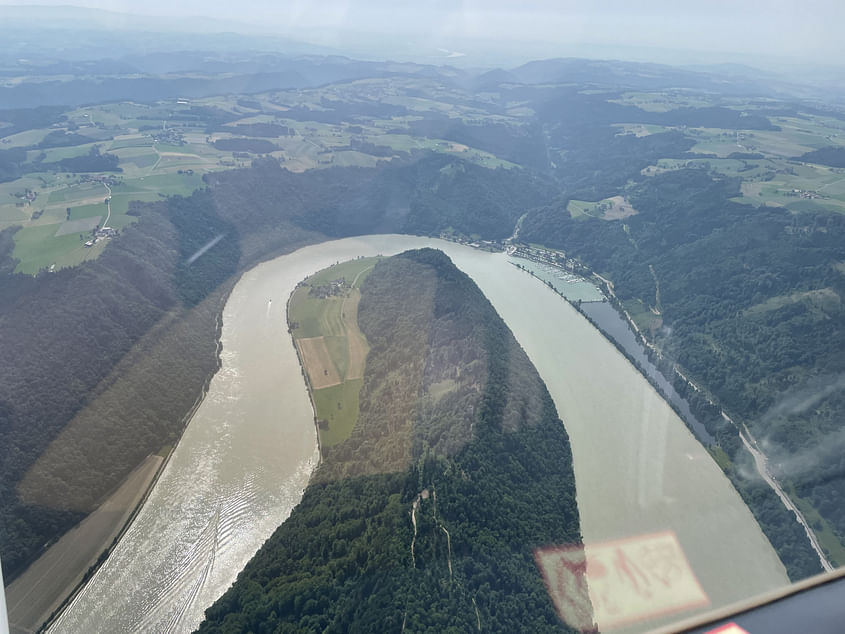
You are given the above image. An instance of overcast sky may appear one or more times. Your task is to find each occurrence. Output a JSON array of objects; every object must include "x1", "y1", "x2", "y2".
[{"x1": 2, "y1": 1, "x2": 843, "y2": 67}]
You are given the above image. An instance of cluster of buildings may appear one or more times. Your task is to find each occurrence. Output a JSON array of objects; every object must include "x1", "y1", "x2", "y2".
[
  {"x1": 437, "y1": 232, "x2": 503, "y2": 252},
  {"x1": 12, "y1": 189, "x2": 38, "y2": 207},
  {"x1": 79, "y1": 174, "x2": 120, "y2": 187},
  {"x1": 507, "y1": 244, "x2": 590, "y2": 277},
  {"x1": 788, "y1": 188, "x2": 823, "y2": 200},
  {"x1": 308, "y1": 279, "x2": 350, "y2": 298},
  {"x1": 84, "y1": 226, "x2": 118, "y2": 247},
  {"x1": 149, "y1": 127, "x2": 185, "y2": 145}
]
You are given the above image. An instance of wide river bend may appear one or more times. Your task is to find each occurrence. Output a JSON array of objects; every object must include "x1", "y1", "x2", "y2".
[{"x1": 52, "y1": 235, "x2": 787, "y2": 633}]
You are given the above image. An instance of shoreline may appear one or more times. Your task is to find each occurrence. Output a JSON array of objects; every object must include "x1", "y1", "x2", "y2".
[
  {"x1": 28, "y1": 285, "x2": 233, "y2": 633},
  {"x1": 507, "y1": 259, "x2": 714, "y2": 444},
  {"x1": 9, "y1": 455, "x2": 164, "y2": 634},
  {"x1": 287, "y1": 284, "x2": 324, "y2": 467},
  {"x1": 507, "y1": 250, "x2": 832, "y2": 576},
  {"x1": 28, "y1": 235, "x2": 791, "y2": 631}
]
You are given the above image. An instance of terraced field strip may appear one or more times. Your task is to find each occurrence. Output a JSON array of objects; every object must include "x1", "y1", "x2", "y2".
[
  {"x1": 288, "y1": 258, "x2": 378, "y2": 449},
  {"x1": 296, "y1": 336, "x2": 342, "y2": 389}
]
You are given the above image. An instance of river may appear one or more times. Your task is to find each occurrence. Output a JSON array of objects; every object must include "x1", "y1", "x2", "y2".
[
  {"x1": 51, "y1": 235, "x2": 787, "y2": 633},
  {"x1": 508, "y1": 257, "x2": 715, "y2": 444},
  {"x1": 579, "y1": 301, "x2": 715, "y2": 444}
]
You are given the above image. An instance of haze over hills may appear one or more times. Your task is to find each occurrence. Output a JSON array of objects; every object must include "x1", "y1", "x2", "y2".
[
  {"x1": 2, "y1": 2, "x2": 845, "y2": 85},
  {"x1": 1, "y1": 6, "x2": 845, "y2": 630}
]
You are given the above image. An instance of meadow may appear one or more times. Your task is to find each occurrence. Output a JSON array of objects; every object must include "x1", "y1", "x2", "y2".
[
  {"x1": 288, "y1": 257, "x2": 377, "y2": 449},
  {"x1": 8, "y1": 78, "x2": 845, "y2": 275}
]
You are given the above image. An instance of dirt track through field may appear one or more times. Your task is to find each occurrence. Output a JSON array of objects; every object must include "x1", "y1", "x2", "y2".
[
  {"x1": 297, "y1": 336, "x2": 341, "y2": 388},
  {"x1": 342, "y1": 293, "x2": 368, "y2": 380}
]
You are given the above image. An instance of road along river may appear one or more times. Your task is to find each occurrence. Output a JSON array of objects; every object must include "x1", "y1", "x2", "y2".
[{"x1": 51, "y1": 235, "x2": 788, "y2": 632}]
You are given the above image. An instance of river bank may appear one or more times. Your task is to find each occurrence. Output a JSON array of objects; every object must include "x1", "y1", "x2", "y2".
[
  {"x1": 51, "y1": 236, "x2": 789, "y2": 633},
  {"x1": 508, "y1": 251, "x2": 831, "y2": 577},
  {"x1": 7, "y1": 455, "x2": 163, "y2": 634}
]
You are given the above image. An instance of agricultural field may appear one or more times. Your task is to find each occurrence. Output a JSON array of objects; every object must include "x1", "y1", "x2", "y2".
[
  {"x1": 6, "y1": 169, "x2": 206, "y2": 274},
  {"x1": 13, "y1": 77, "x2": 845, "y2": 276},
  {"x1": 288, "y1": 257, "x2": 378, "y2": 449},
  {"x1": 609, "y1": 90, "x2": 719, "y2": 112},
  {"x1": 2, "y1": 79, "x2": 536, "y2": 274},
  {"x1": 567, "y1": 195, "x2": 638, "y2": 220},
  {"x1": 674, "y1": 114, "x2": 845, "y2": 160},
  {"x1": 627, "y1": 104, "x2": 845, "y2": 216},
  {"x1": 0, "y1": 102, "x2": 241, "y2": 273},
  {"x1": 640, "y1": 156, "x2": 845, "y2": 214}
]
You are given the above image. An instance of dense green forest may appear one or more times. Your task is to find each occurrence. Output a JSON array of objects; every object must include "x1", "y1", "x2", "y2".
[
  {"x1": 199, "y1": 249, "x2": 583, "y2": 633},
  {"x1": 521, "y1": 167, "x2": 844, "y2": 578},
  {"x1": 213, "y1": 138, "x2": 279, "y2": 154},
  {"x1": 0, "y1": 142, "x2": 121, "y2": 183},
  {"x1": 232, "y1": 123, "x2": 295, "y2": 138},
  {"x1": 47, "y1": 145, "x2": 122, "y2": 173},
  {"x1": 3, "y1": 56, "x2": 844, "y2": 600},
  {"x1": 795, "y1": 146, "x2": 845, "y2": 168},
  {"x1": 0, "y1": 148, "x2": 555, "y2": 580}
]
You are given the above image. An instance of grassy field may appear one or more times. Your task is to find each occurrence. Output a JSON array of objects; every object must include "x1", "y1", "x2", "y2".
[
  {"x1": 2, "y1": 80, "x2": 536, "y2": 273},
  {"x1": 313, "y1": 379, "x2": 364, "y2": 447},
  {"x1": 622, "y1": 297, "x2": 661, "y2": 334},
  {"x1": 738, "y1": 162, "x2": 845, "y2": 213},
  {"x1": 609, "y1": 90, "x2": 716, "y2": 112},
  {"x1": 786, "y1": 484, "x2": 845, "y2": 567},
  {"x1": 568, "y1": 196, "x2": 638, "y2": 220},
  {"x1": 12, "y1": 223, "x2": 104, "y2": 274},
  {"x1": 289, "y1": 257, "x2": 378, "y2": 449},
  {"x1": 0, "y1": 127, "x2": 53, "y2": 148},
  {"x1": 1, "y1": 98, "x2": 239, "y2": 272},
  {"x1": 683, "y1": 114, "x2": 845, "y2": 159},
  {"x1": 7, "y1": 169, "x2": 205, "y2": 273},
  {"x1": 743, "y1": 288, "x2": 840, "y2": 318},
  {"x1": 637, "y1": 109, "x2": 845, "y2": 216},
  {"x1": 3, "y1": 160, "x2": 208, "y2": 273}
]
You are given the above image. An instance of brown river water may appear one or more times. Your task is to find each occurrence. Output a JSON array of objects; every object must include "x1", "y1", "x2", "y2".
[{"x1": 51, "y1": 236, "x2": 787, "y2": 633}]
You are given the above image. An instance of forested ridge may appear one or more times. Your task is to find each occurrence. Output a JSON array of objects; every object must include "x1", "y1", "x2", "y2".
[
  {"x1": 0, "y1": 151, "x2": 555, "y2": 581},
  {"x1": 198, "y1": 249, "x2": 582, "y2": 633},
  {"x1": 521, "y1": 167, "x2": 845, "y2": 578},
  {"x1": 3, "y1": 56, "x2": 845, "y2": 601}
]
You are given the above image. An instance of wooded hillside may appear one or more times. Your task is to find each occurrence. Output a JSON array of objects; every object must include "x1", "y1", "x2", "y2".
[{"x1": 198, "y1": 249, "x2": 583, "y2": 633}]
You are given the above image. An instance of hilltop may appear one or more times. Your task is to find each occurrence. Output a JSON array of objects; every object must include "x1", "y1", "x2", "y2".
[{"x1": 198, "y1": 249, "x2": 584, "y2": 632}]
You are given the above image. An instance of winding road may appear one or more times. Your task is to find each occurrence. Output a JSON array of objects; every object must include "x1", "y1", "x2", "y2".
[
  {"x1": 736, "y1": 420, "x2": 834, "y2": 572},
  {"x1": 102, "y1": 183, "x2": 112, "y2": 229}
]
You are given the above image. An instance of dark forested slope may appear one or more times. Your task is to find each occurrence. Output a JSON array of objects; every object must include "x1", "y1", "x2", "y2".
[
  {"x1": 0, "y1": 151, "x2": 555, "y2": 581},
  {"x1": 521, "y1": 168, "x2": 844, "y2": 578},
  {"x1": 198, "y1": 249, "x2": 583, "y2": 633},
  {"x1": 3, "y1": 60, "x2": 840, "y2": 591}
]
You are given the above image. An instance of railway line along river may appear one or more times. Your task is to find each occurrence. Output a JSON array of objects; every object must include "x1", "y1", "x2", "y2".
[{"x1": 51, "y1": 235, "x2": 788, "y2": 633}]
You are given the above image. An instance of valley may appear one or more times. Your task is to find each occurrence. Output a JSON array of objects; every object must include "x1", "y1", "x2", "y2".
[{"x1": 1, "y1": 46, "x2": 844, "y2": 633}]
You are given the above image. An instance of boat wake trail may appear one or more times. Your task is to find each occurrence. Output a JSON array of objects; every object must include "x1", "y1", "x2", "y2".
[{"x1": 133, "y1": 478, "x2": 258, "y2": 633}]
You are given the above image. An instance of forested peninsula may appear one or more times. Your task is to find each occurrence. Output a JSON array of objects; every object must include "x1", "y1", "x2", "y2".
[
  {"x1": 5, "y1": 59, "x2": 845, "y2": 598},
  {"x1": 198, "y1": 249, "x2": 583, "y2": 633},
  {"x1": 0, "y1": 154, "x2": 549, "y2": 580}
]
